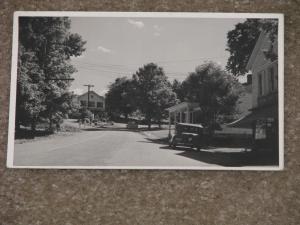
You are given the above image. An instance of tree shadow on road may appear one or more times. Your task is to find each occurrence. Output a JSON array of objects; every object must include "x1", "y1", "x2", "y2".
[
  {"x1": 175, "y1": 150, "x2": 279, "y2": 167},
  {"x1": 141, "y1": 137, "x2": 279, "y2": 167},
  {"x1": 82, "y1": 126, "x2": 167, "y2": 133},
  {"x1": 15, "y1": 128, "x2": 54, "y2": 139},
  {"x1": 82, "y1": 127, "x2": 129, "y2": 132}
]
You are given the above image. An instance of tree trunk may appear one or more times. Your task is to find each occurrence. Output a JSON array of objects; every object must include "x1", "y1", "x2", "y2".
[
  {"x1": 147, "y1": 116, "x2": 151, "y2": 130},
  {"x1": 31, "y1": 119, "x2": 36, "y2": 136},
  {"x1": 49, "y1": 120, "x2": 53, "y2": 130},
  {"x1": 49, "y1": 114, "x2": 53, "y2": 131}
]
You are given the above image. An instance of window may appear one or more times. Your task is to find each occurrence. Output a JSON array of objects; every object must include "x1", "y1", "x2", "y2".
[
  {"x1": 90, "y1": 95, "x2": 94, "y2": 99},
  {"x1": 80, "y1": 100, "x2": 87, "y2": 106},
  {"x1": 190, "y1": 112, "x2": 193, "y2": 123},
  {"x1": 88, "y1": 101, "x2": 95, "y2": 107},
  {"x1": 255, "y1": 119, "x2": 267, "y2": 140},
  {"x1": 269, "y1": 67, "x2": 275, "y2": 92},
  {"x1": 97, "y1": 102, "x2": 103, "y2": 108},
  {"x1": 258, "y1": 73, "x2": 263, "y2": 96}
]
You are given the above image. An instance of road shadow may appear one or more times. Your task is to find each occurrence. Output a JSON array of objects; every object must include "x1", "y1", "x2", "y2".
[
  {"x1": 175, "y1": 150, "x2": 279, "y2": 167},
  {"x1": 82, "y1": 126, "x2": 167, "y2": 133},
  {"x1": 15, "y1": 128, "x2": 54, "y2": 139},
  {"x1": 142, "y1": 136, "x2": 278, "y2": 167},
  {"x1": 138, "y1": 137, "x2": 169, "y2": 144}
]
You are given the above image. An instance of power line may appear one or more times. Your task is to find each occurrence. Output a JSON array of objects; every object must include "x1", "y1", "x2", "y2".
[
  {"x1": 75, "y1": 65, "x2": 189, "y2": 77},
  {"x1": 75, "y1": 65, "x2": 132, "y2": 75},
  {"x1": 75, "y1": 63, "x2": 188, "y2": 75},
  {"x1": 72, "y1": 56, "x2": 225, "y2": 68},
  {"x1": 75, "y1": 65, "x2": 134, "y2": 74},
  {"x1": 72, "y1": 56, "x2": 226, "y2": 77},
  {"x1": 74, "y1": 61, "x2": 136, "y2": 71}
]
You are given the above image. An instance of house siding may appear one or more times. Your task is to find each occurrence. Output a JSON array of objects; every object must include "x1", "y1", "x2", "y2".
[
  {"x1": 251, "y1": 34, "x2": 278, "y2": 108},
  {"x1": 74, "y1": 91, "x2": 105, "y2": 110}
]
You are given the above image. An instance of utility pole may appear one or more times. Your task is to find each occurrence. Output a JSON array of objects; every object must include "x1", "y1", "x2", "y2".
[{"x1": 84, "y1": 84, "x2": 94, "y2": 108}]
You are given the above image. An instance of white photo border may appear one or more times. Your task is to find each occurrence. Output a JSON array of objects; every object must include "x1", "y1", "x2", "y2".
[{"x1": 7, "y1": 11, "x2": 284, "y2": 170}]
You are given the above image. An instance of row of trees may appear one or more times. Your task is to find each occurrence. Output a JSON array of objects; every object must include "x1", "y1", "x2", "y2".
[
  {"x1": 105, "y1": 63, "x2": 177, "y2": 129},
  {"x1": 105, "y1": 62, "x2": 242, "y2": 129},
  {"x1": 16, "y1": 17, "x2": 86, "y2": 132}
]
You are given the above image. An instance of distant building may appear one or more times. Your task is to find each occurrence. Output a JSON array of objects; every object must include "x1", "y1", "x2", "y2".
[
  {"x1": 229, "y1": 31, "x2": 278, "y2": 151},
  {"x1": 73, "y1": 91, "x2": 105, "y2": 111}
]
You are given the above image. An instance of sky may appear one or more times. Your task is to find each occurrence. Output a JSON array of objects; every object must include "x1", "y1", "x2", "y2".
[{"x1": 69, "y1": 17, "x2": 245, "y2": 96}]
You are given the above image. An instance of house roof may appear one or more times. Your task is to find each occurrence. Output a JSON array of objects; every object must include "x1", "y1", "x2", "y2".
[
  {"x1": 166, "y1": 102, "x2": 199, "y2": 112},
  {"x1": 226, "y1": 104, "x2": 278, "y2": 128},
  {"x1": 246, "y1": 31, "x2": 266, "y2": 71},
  {"x1": 79, "y1": 90, "x2": 104, "y2": 99},
  {"x1": 177, "y1": 123, "x2": 203, "y2": 128}
]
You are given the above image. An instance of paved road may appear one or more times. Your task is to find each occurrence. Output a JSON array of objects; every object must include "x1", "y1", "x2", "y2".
[
  {"x1": 14, "y1": 128, "x2": 220, "y2": 168},
  {"x1": 14, "y1": 127, "x2": 276, "y2": 168}
]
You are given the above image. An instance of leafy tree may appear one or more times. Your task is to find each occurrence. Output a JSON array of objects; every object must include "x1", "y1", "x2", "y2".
[
  {"x1": 172, "y1": 79, "x2": 185, "y2": 102},
  {"x1": 17, "y1": 17, "x2": 86, "y2": 132},
  {"x1": 226, "y1": 19, "x2": 278, "y2": 76},
  {"x1": 16, "y1": 46, "x2": 46, "y2": 131},
  {"x1": 181, "y1": 62, "x2": 242, "y2": 130},
  {"x1": 105, "y1": 77, "x2": 137, "y2": 120},
  {"x1": 133, "y1": 63, "x2": 177, "y2": 129},
  {"x1": 152, "y1": 86, "x2": 178, "y2": 128}
]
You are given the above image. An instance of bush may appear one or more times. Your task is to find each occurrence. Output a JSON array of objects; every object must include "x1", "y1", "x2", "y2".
[
  {"x1": 69, "y1": 112, "x2": 81, "y2": 119},
  {"x1": 79, "y1": 108, "x2": 93, "y2": 120}
]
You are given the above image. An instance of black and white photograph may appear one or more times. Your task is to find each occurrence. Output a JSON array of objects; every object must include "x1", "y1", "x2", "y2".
[{"x1": 7, "y1": 12, "x2": 284, "y2": 170}]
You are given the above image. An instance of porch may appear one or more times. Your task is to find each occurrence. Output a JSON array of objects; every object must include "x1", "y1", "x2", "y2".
[{"x1": 166, "y1": 102, "x2": 201, "y2": 125}]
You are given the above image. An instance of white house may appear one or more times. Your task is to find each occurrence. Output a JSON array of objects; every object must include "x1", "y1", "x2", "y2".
[
  {"x1": 229, "y1": 31, "x2": 278, "y2": 150},
  {"x1": 73, "y1": 91, "x2": 105, "y2": 111}
]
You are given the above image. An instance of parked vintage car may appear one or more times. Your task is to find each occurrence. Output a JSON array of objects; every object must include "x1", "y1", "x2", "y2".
[{"x1": 169, "y1": 123, "x2": 209, "y2": 151}]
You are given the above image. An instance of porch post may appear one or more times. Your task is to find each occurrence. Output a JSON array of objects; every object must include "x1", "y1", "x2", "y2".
[
  {"x1": 174, "y1": 111, "x2": 177, "y2": 123},
  {"x1": 180, "y1": 111, "x2": 182, "y2": 123},
  {"x1": 186, "y1": 108, "x2": 190, "y2": 123}
]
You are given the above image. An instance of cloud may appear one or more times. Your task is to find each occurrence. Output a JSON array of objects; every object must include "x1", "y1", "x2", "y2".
[
  {"x1": 97, "y1": 45, "x2": 112, "y2": 53},
  {"x1": 128, "y1": 19, "x2": 145, "y2": 29}
]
